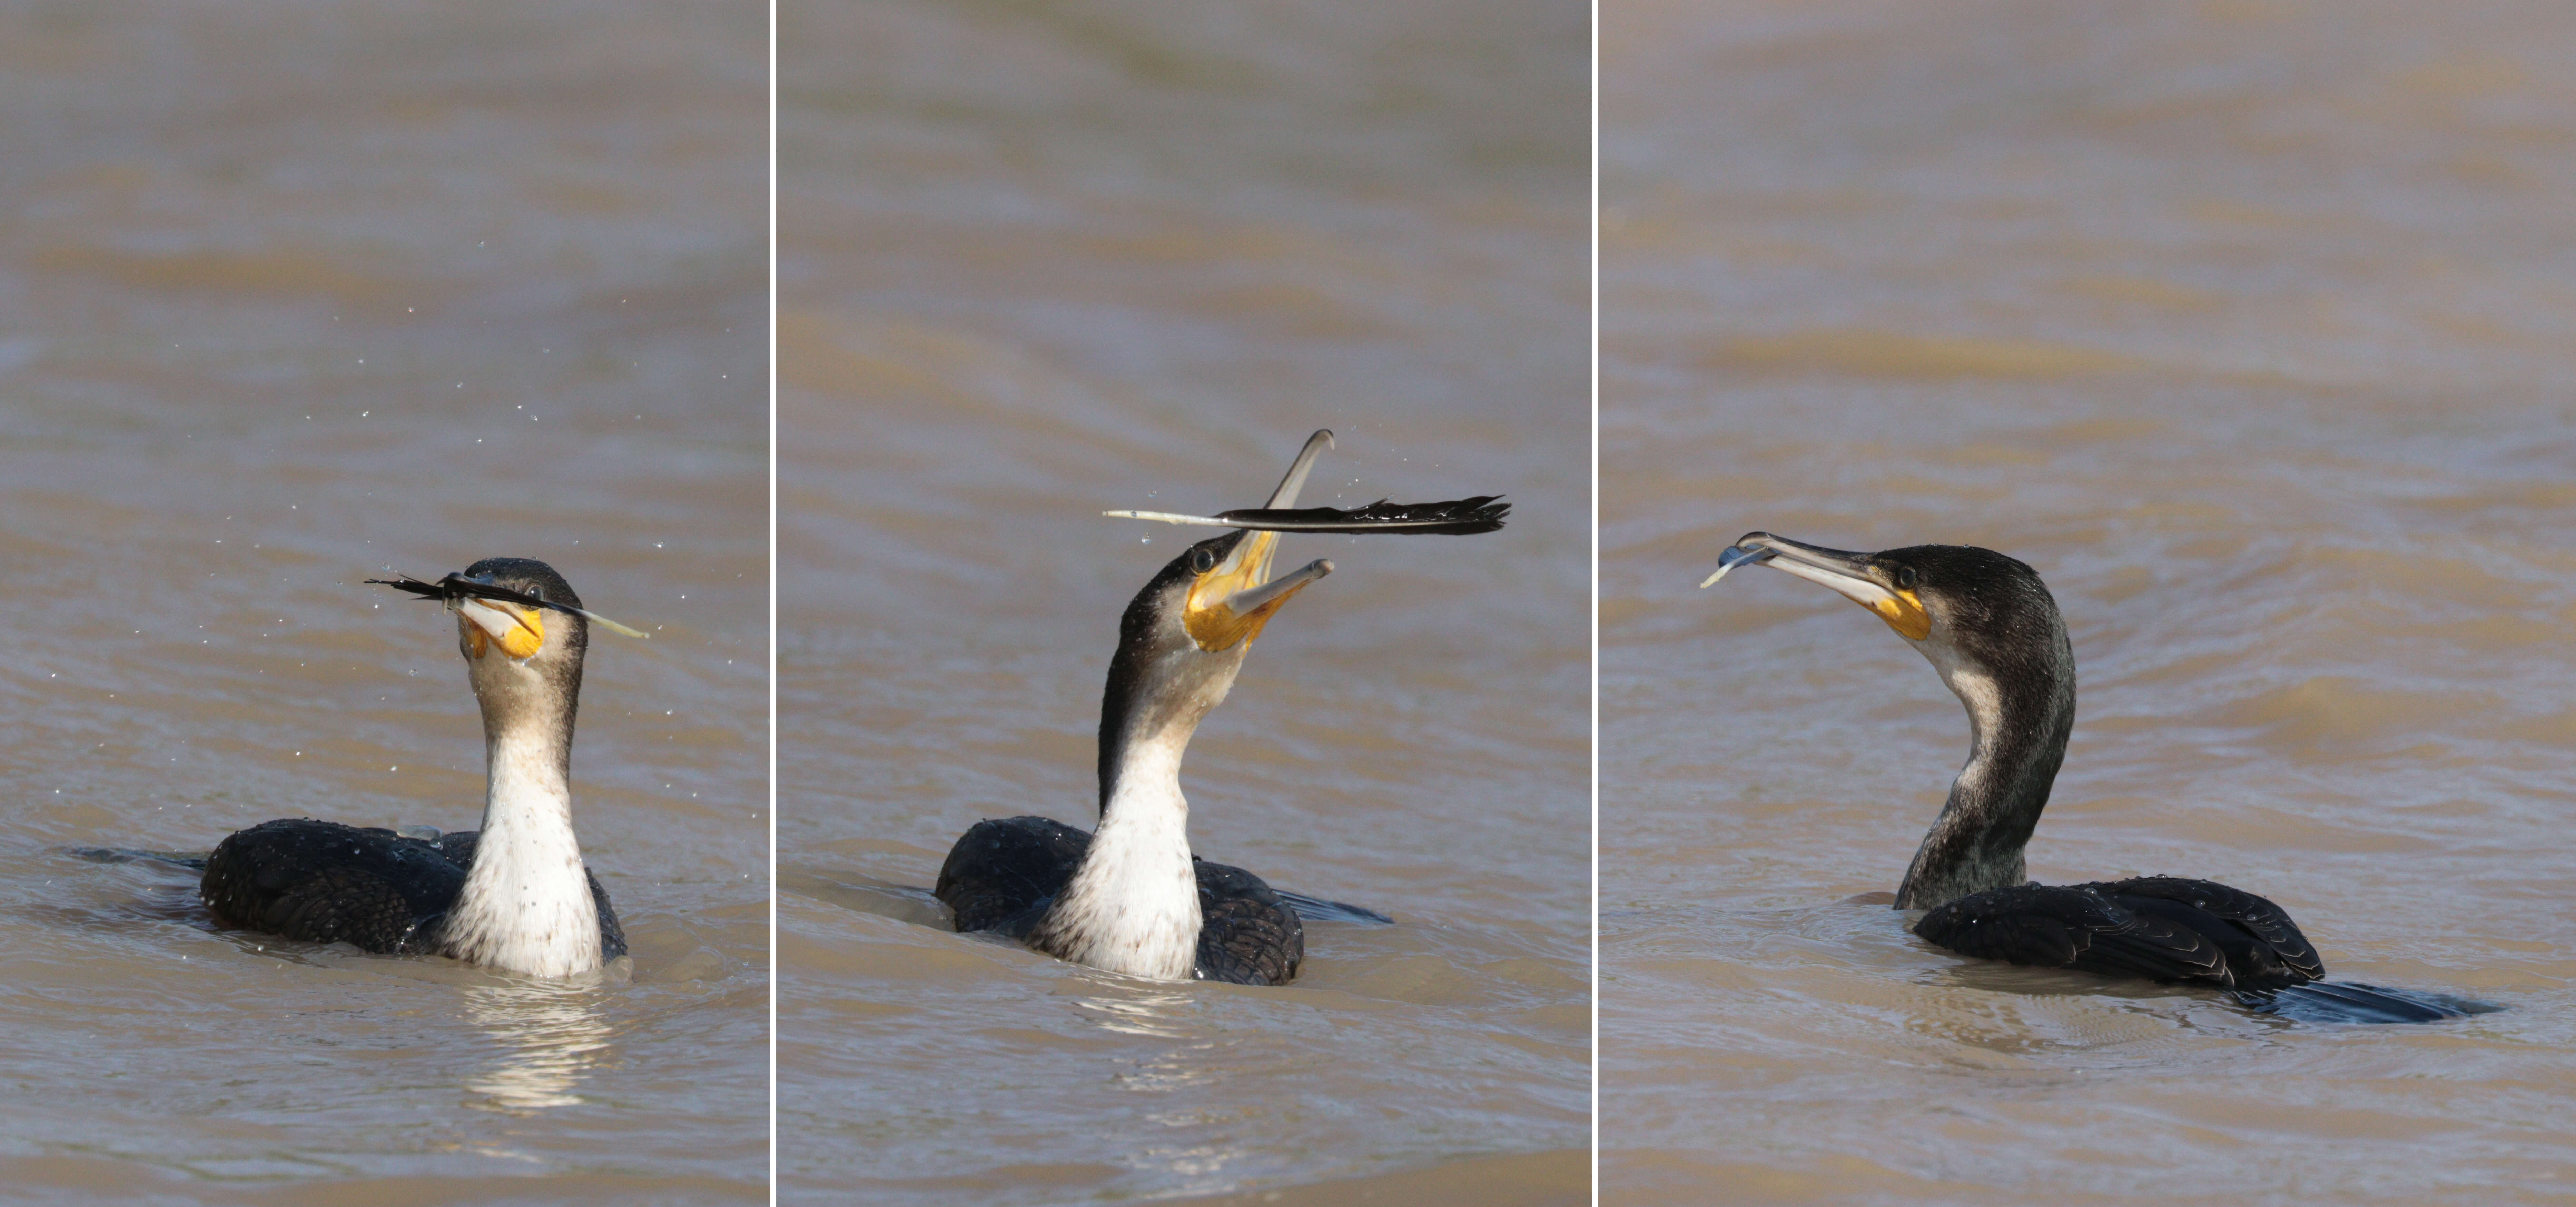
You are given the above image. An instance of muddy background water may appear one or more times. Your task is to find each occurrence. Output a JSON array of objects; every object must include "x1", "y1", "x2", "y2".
[
  {"x1": 0, "y1": 3, "x2": 767, "y2": 1202},
  {"x1": 776, "y1": 0, "x2": 1589, "y2": 1201},
  {"x1": 1602, "y1": 1, "x2": 2576, "y2": 1203}
]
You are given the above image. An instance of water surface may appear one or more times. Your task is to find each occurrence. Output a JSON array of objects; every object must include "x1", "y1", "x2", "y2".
[
  {"x1": 779, "y1": 0, "x2": 1590, "y2": 1200},
  {"x1": 0, "y1": 3, "x2": 767, "y2": 1200},
  {"x1": 1603, "y1": 3, "x2": 2576, "y2": 1201}
]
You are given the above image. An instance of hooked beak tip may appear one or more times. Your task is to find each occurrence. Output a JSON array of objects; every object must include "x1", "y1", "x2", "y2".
[{"x1": 1700, "y1": 543, "x2": 1771, "y2": 588}]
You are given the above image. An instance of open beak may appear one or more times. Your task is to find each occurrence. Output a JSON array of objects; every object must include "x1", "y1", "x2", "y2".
[
  {"x1": 454, "y1": 588, "x2": 547, "y2": 660},
  {"x1": 1184, "y1": 530, "x2": 1334, "y2": 652},
  {"x1": 1701, "y1": 531, "x2": 1930, "y2": 641}
]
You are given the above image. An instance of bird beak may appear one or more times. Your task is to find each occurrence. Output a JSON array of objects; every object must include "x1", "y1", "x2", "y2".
[
  {"x1": 1185, "y1": 530, "x2": 1334, "y2": 653},
  {"x1": 1102, "y1": 430, "x2": 1340, "y2": 529},
  {"x1": 1161, "y1": 430, "x2": 1339, "y2": 651},
  {"x1": 454, "y1": 588, "x2": 546, "y2": 660},
  {"x1": 1263, "y1": 429, "x2": 1333, "y2": 509},
  {"x1": 1701, "y1": 531, "x2": 1929, "y2": 641}
]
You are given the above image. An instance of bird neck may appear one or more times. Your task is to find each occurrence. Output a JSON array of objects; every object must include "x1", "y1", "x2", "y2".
[
  {"x1": 1033, "y1": 729, "x2": 1202, "y2": 980},
  {"x1": 1026, "y1": 641, "x2": 1238, "y2": 981},
  {"x1": 1894, "y1": 634, "x2": 2076, "y2": 910},
  {"x1": 444, "y1": 678, "x2": 602, "y2": 977}
]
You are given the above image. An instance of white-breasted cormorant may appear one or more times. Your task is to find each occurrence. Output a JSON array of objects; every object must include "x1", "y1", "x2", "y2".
[
  {"x1": 199, "y1": 558, "x2": 631, "y2": 979},
  {"x1": 1704, "y1": 532, "x2": 2469, "y2": 1023},
  {"x1": 936, "y1": 431, "x2": 1505, "y2": 986}
]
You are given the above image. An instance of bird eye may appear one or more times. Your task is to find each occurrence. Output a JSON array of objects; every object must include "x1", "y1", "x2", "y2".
[
  {"x1": 1894, "y1": 565, "x2": 1918, "y2": 589},
  {"x1": 1190, "y1": 548, "x2": 1216, "y2": 573}
]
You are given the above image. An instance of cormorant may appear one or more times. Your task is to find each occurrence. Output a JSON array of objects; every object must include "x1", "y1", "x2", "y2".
[
  {"x1": 198, "y1": 558, "x2": 631, "y2": 979},
  {"x1": 1704, "y1": 532, "x2": 2469, "y2": 1023},
  {"x1": 936, "y1": 431, "x2": 1505, "y2": 985}
]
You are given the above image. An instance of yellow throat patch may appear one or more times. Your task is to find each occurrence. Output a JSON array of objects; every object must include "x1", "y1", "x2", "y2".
[
  {"x1": 464, "y1": 602, "x2": 546, "y2": 660},
  {"x1": 1183, "y1": 532, "x2": 1283, "y2": 653},
  {"x1": 1870, "y1": 588, "x2": 1931, "y2": 641}
]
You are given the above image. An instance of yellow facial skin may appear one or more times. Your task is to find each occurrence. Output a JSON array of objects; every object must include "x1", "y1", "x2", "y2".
[
  {"x1": 461, "y1": 601, "x2": 547, "y2": 660},
  {"x1": 1871, "y1": 587, "x2": 1931, "y2": 641},
  {"x1": 1183, "y1": 531, "x2": 1306, "y2": 653}
]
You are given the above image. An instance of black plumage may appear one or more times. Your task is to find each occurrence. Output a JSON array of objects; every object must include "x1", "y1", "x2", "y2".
[
  {"x1": 936, "y1": 433, "x2": 1487, "y2": 986},
  {"x1": 201, "y1": 818, "x2": 625, "y2": 959},
  {"x1": 1713, "y1": 532, "x2": 2475, "y2": 1023},
  {"x1": 936, "y1": 815, "x2": 1093, "y2": 936},
  {"x1": 1914, "y1": 877, "x2": 2315, "y2": 990},
  {"x1": 934, "y1": 529, "x2": 1339, "y2": 987},
  {"x1": 935, "y1": 816, "x2": 1302, "y2": 986},
  {"x1": 193, "y1": 558, "x2": 625, "y2": 978},
  {"x1": 1914, "y1": 876, "x2": 2463, "y2": 1020}
]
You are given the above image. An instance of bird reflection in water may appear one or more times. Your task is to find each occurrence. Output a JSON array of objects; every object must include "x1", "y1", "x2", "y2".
[
  {"x1": 462, "y1": 981, "x2": 614, "y2": 1113},
  {"x1": 1075, "y1": 989, "x2": 1244, "y2": 1189},
  {"x1": 1073, "y1": 988, "x2": 1196, "y2": 1040}
]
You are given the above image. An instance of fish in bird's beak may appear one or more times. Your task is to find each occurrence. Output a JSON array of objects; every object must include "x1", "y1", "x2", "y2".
[
  {"x1": 1701, "y1": 531, "x2": 1930, "y2": 641},
  {"x1": 453, "y1": 583, "x2": 547, "y2": 660},
  {"x1": 1184, "y1": 530, "x2": 1334, "y2": 653}
]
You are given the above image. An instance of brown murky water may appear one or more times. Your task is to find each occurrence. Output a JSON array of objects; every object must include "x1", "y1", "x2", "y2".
[
  {"x1": 0, "y1": 4, "x2": 767, "y2": 1201},
  {"x1": 1603, "y1": 2, "x2": 2576, "y2": 1202},
  {"x1": 777, "y1": 0, "x2": 1589, "y2": 1201}
]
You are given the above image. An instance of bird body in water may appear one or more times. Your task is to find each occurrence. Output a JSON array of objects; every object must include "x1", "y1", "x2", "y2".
[
  {"x1": 1705, "y1": 533, "x2": 2469, "y2": 1023},
  {"x1": 936, "y1": 431, "x2": 1497, "y2": 986},
  {"x1": 199, "y1": 558, "x2": 627, "y2": 979}
]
